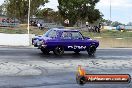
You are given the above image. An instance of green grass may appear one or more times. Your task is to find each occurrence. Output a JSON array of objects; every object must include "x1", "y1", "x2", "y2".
[
  {"x1": 0, "y1": 26, "x2": 132, "y2": 38},
  {"x1": 0, "y1": 26, "x2": 47, "y2": 35},
  {"x1": 81, "y1": 30, "x2": 132, "y2": 38},
  {"x1": 0, "y1": 28, "x2": 27, "y2": 34}
]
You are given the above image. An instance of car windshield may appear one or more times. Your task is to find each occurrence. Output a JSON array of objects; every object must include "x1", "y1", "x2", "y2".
[{"x1": 43, "y1": 29, "x2": 57, "y2": 38}]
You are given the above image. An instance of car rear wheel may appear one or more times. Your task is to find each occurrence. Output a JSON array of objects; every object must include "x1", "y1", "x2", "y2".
[
  {"x1": 53, "y1": 46, "x2": 64, "y2": 56},
  {"x1": 87, "y1": 45, "x2": 96, "y2": 56},
  {"x1": 40, "y1": 48, "x2": 50, "y2": 55}
]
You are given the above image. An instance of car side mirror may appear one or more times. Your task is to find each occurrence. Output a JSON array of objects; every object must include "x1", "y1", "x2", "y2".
[
  {"x1": 78, "y1": 38, "x2": 83, "y2": 40},
  {"x1": 83, "y1": 36, "x2": 90, "y2": 39}
]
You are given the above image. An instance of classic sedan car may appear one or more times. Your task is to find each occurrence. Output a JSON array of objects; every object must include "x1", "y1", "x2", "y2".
[{"x1": 32, "y1": 28, "x2": 99, "y2": 56}]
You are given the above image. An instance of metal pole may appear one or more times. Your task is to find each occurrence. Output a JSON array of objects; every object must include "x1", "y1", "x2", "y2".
[
  {"x1": 110, "y1": 0, "x2": 111, "y2": 21},
  {"x1": 27, "y1": 0, "x2": 30, "y2": 34},
  {"x1": 27, "y1": 0, "x2": 30, "y2": 46}
]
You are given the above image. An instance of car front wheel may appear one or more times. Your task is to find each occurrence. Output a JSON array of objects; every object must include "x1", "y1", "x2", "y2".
[
  {"x1": 40, "y1": 48, "x2": 50, "y2": 55},
  {"x1": 87, "y1": 45, "x2": 96, "y2": 56},
  {"x1": 53, "y1": 46, "x2": 64, "y2": 56}
]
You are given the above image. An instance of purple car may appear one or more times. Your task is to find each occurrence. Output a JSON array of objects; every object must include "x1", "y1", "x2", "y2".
[{"x1": 32, "y1": 28, "x2": 99, "y2": 55}]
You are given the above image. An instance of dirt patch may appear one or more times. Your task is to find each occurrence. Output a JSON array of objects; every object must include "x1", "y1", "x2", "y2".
[{"x1": 94, "y1": 37, "x2": 132, "y2": 48}]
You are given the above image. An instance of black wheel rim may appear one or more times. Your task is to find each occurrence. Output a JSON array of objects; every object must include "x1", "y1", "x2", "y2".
[
  {"x1": 88, "y1": 46, "x2": 96, "y2": 55},
  {"x1": 41, "y1": 48, "x2": 49, "y2": 54},
  {"x1": 56, "y1": 47, "x2": 64, "y2": 55},
  {"x1": 90, "y1": 47, "x2": 95, "y2": 53}
]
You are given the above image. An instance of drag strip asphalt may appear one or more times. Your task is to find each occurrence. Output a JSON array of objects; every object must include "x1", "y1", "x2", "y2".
[{"x1": 0, "y1": 47, "x2": 131, "y2": 88}]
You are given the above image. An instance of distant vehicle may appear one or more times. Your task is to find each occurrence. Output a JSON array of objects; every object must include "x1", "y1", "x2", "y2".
[
  {"x1": 32, "y1": 28, "x2": 99, "y2": 56},
  {"x1": 116, "y1": 25, "x2": 132, "y2": 31},
  {"x1": 116, "y1": 25, "x2": 125, "y2": 31}
]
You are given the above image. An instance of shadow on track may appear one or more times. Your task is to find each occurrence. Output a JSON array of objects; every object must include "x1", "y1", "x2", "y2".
[{"x1": 37, "y1": 51, "x2": 96, "y2": 60}]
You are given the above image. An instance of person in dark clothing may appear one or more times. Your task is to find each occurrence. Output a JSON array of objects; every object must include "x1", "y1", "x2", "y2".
[
  {"x1": 94, "y1": 26, "x2": 98, "y2": 33},
  {"x1": 98, "y1": 23, "x2": 102, "y2": 33},
  {"x1": 40, "y1": 23, "x2": 42, "y2": 30}
]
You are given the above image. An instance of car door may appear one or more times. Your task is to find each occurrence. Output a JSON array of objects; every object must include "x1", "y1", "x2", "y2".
[
  {"x1": 71, "y1": 32, "x2": 86, "y2": 50},
  {"x1": 60, "y1": 31, "x2": 74, "y2": 51}
]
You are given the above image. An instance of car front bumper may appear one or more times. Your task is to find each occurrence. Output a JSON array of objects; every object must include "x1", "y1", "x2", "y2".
[{"x1": 38, "y1": 44, "x2": 47, "y2": 49}]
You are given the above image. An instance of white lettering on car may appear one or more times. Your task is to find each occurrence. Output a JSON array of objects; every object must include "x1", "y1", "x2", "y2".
[
  {"x1": 68, "y1": 46, "x2": 73, "y2": 48},
  {"x1": 68, "y1": 46, "x2": 86, "y2": 49}
]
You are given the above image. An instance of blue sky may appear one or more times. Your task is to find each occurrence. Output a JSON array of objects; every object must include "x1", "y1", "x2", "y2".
[{"x1": 0, "y1": 0, "x2": 132, "y2": 24}]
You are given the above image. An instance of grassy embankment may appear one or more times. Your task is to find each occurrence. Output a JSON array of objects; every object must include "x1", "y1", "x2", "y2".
[{"x1": 0, "y1": 24, "x2": 132, "y2": 38}]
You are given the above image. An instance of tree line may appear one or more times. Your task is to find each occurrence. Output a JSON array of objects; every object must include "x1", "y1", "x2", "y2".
[{"x1": 0, "y1": 0, "x2": 103, "y2": 26}]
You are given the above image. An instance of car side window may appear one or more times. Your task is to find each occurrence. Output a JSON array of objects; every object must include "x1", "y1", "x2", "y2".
[
  {"x1": 71, "y1": 32, "x2": 83, "y2": 39},
  {"x1": 61, "y1": 32, "x2": 72, "y2": 39},
  {"x1": 47, "y1": 30, "x2": 57, "y2": 38}
]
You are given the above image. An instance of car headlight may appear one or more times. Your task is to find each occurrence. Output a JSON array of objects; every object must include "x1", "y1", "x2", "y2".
[
  {"x1": 39, "y1": 40, "x2": 43, "y2": 44},
  {"x1": 89, "y1": 39, "x2": 92, "y2": 40}
]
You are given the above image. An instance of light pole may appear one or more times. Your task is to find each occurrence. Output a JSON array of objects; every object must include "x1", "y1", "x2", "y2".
[
  {"x1": 110, "y1": 0, "x2": 111, "y2": 22},
  {"x1": 27, "y1": 0, "x2": 31, "y2": 46},
  {"x1": 27, "y1": 0, "x2": 30, "y2": 35}
]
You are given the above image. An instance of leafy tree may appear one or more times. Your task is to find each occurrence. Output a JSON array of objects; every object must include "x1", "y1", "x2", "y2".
[
  {"x1": 58, "y1": 0, "x2": 102, "y2": 26},
  {"x1": 127, "y1": 22, "x2": 132, "y2": 26},
  {"x1": 101, "y1": 19, "x2": 112, "y2": 26},
  {"x1": 111, "y1": 21, "x2": 123, "y2": 27},
  {"x1": 4, "y1": 0, "x2": 48, "y2": 23},
  {"x1": 0, "y1": 4, "x2": 7, "y2": 15},
  {"x1": 100, "y1": 19, "x2": 124, "y2": 27},
  {"x1": 0, "y1": 5, "x2": 3, "y2": 15},
  {"x1": 36, "y1": 8, "x2": 61, "y2": 23}
]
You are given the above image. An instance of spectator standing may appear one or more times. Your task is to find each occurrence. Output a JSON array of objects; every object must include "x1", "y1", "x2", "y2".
[
  {"x1": 86, "y1": 21, "x2": 89, "y2": 32},
  {"x1": 94, "y1": 26, "x2": 98, "y2": 33},
  {"x1": 98, "y1": 23, "x2": 102, "y2": 33},
  {"x1": 86, "y1": 22, "x2": 89, "y2": 27},
  {"x1": 88, "y1": 26, "x2": 91, "y2": 32},
  {"x1": 40, "y1": 23, "x2": 42, "y2": 30},
  {"x1": 37, "y1": 23, "x2": 41, "y2": 29},
  {"x1": 64, "y1": 19, "x2": 69, "y2": 27}
]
